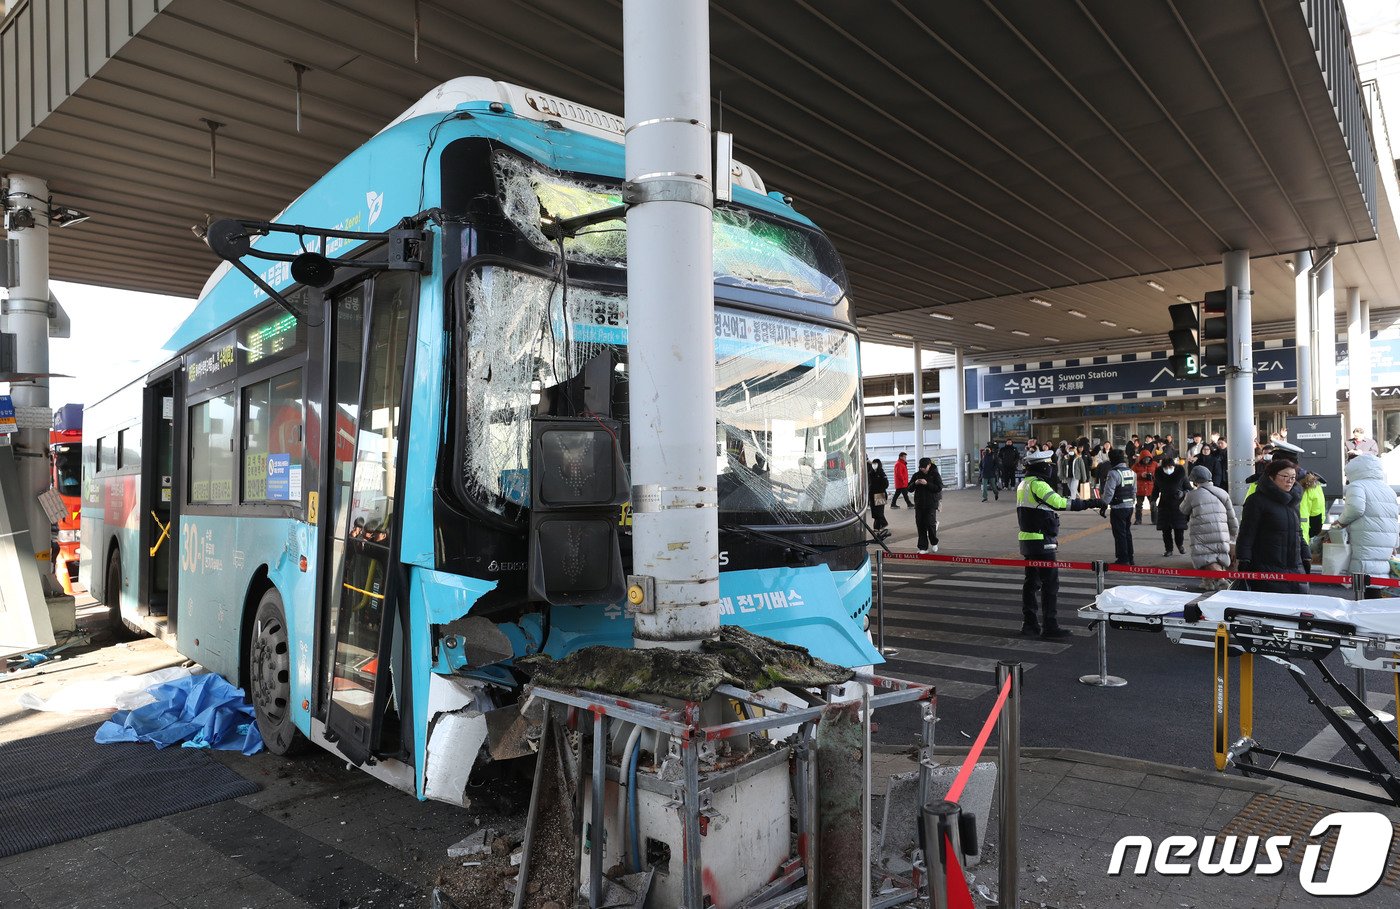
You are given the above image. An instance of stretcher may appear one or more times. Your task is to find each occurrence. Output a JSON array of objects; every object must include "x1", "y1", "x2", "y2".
[{"x1": 1080, "y1": 586, "x2": 1400, "y2": 807}]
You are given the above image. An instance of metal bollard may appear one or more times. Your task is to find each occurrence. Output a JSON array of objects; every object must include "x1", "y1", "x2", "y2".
[
  {"x1": 920, "y1": 800, "x2": 963, "y2": 909},
  {"x1": 876, "y1": 549, "x2": 898, "y2": 657},
  {"x1": 994, "y1": 663, "x2": 1022, "y2": 909},
  {"x1": 1079, "y1": 560, "x2": 1127, "y2": 687}
]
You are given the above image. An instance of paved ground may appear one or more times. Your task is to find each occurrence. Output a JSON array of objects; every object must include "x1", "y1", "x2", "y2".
[{"x1": 1, "y1": 499, "x2": 1397, "y2": 908}]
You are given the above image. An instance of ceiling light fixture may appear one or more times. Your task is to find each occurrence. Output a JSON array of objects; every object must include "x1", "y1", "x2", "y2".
[
  {"x1": 1029, "y1": 297, "x2": 1052, "y2": 307},
  {"x1": 1175, "y1": 294, "x2": 1190, "y2": 304},
  {"x1": 1284, "y1": 260, "x2": 1296, "y2": 272},
  {"x1": 891, "y1": 332, "x2": 913, "y2": 340},
  {"x1": 1043, "y1": 336, "x2": 1061, "y2": 343},
  {"x1": 1126, "y1": 327, "x2": 1142, "y2": 334},
  {"x1": 1100, "y1": 320, "x2": 1117, "y2": 327},
  {"x1": 969, "y1": 344, "x2": 986, "y2": 351},
  {"x1": 1146, "y1": 280, "x2": 1166, "y2": 292},
  {"x1": 1067, "y1": 309, "x2": 1086, "y2": 318},
  {"x1": 974, "y1": 322, "x2": 995, "y2": 330},
  {"x1": 928, "y1": 311, "x2": 954, "y2": 321},
  {"x1": 1011, "y1": 329, "x2": 1030, "y2": 336}
]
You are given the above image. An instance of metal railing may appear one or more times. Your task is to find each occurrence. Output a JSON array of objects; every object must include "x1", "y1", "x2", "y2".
[{"x1": 1306, "y1": 0, "x2": 1379, "y2": 228}]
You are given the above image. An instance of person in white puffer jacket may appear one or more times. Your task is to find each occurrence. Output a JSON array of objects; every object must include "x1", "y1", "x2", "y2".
[{"x1": 1335, "y1": 454, "x2": 1400, "y2": 593}]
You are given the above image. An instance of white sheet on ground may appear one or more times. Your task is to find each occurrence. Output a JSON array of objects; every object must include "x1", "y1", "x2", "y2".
[
  {"x1": 17, "y1": 665, "x2": 199, "y2": 713},
  {"x1": 1094, "y1": 586, "x2": 1199, "y2": 615}
]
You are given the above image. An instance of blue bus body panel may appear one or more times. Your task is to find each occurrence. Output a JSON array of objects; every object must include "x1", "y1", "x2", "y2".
[
  {"x1": 543, "y1": 562, "x2": 880, "y2": 668},
  {"x1": 167, "y1": 105, "x2": 814, "y2": 353},
  {"x1": 176, "y1": 514, "x2": 318, "y2": 735}
]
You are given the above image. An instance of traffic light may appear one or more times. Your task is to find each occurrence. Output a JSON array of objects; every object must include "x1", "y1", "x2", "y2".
[
  {"x1": 1199, "y1": 287, "x2": 1238, "y2": 369},
  {"x1": 1168, "y1": 302, "x2": 1199, "y2": 378},
  {"x1": 1166, "y1": 286, "x2": 1240, "y2": 378},
  {"x1": 527, "y1": 416, "x2": 629, "y2": 606}
]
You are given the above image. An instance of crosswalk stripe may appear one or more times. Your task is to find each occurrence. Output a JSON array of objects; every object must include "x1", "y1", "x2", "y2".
[
  {"x1": 879, "y1": 621, "x2": 1072, "y2": 653},
  {"x1": 882, "y1": 644, "x2": 1035, "y2": 673},
  {"x1": 870, "y1": 667, "x2": 993, "y2": 700},
  {"x1": 881, "y1": 606, "x2": 1025, "y2": 631}
]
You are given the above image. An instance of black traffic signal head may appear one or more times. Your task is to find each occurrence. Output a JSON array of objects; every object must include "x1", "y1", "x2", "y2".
[
  {"x1": 1200, "y1": 287, "x2": 1238, "y2": 368},
  {"x1": 1167, "y1": 302, "x2": 1201, "y2": 377}
]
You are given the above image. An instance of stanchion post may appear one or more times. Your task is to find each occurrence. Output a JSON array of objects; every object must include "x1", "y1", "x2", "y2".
[
  {"x1": 1079, "y1": 560, "x2": 1127, "y2": 687},
  {"x1": 1352, "y1": 573, "x2": 1368, "y2": 700},
  {"x1": 920, "y1": 801, "x2": 962, "y2": 909},
  {"x1": 994, "y1": 662, "x2": 1022, "y2": 909}
]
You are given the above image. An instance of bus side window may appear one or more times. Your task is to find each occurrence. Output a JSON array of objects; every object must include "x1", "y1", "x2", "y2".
[
  {"x1": 189, "y1": 394, "x2": 236, "y2": 505},
  {"x1": 243, "y1": 368, "x2": 304, "y2": 504},
  {"x1": 118, "y1": 426, "x2": 141, "y2": 470},
  {"x1": 98, "y1": 435, "x2": 117, "y2": 473}
]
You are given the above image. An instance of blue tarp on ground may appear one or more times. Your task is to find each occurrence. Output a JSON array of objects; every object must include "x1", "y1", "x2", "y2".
[{"x1": 95, "y1": 673, "x2": 264, "y2": 755}]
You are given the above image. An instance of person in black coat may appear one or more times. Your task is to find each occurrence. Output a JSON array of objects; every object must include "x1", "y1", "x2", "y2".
[
  {"x1": 868, "y1": 459, "x2": 890, "y2": 537},
  {"x1": 910, "y1": 457, "x2": 944, "y2": 553},
  {"x1": 1235, "y1": 459, "x2": 1308, "y2": 593},
  {"x1": 997, "y1": 441, "x2": 1020, "y2": 490},
  {"x1": 1154, "y1": 457, "x2": 1190, "y2": 556}
]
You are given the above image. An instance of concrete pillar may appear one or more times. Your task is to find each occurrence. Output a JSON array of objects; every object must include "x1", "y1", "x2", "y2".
[
  {"x1": 1224, "y1": 251, "x2": 1254, "y2": 505},
  {"x1": 953, "y1": 346, "x2": 966, "y2": 486},
  {"x1": 1316, "y1": 260, "x2": 1337, "y2": 414},
  {"x1": 1347, "y1": 288, "x2": 1372, "y2": 439},
  {"x1": 2, "y1": 174, "x2": 55, "y2": 576},
  {"x1": 911, "y1": 342, "x2": 924, "y2": 464},
  {"x1": 938, "y1": 347, "x2": 966, "y2": 487},
  {"x1": 624, "y1": 0, "x2": 717, "y2": 650},
  {"x1": 1294, "y1": 250, "x2": 1313, "y2": 415}
]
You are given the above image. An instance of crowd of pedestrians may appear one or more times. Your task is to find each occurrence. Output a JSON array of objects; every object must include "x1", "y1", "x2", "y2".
[{"x1": 874, "y1": 427, "x2": 1400, "y2": 601}]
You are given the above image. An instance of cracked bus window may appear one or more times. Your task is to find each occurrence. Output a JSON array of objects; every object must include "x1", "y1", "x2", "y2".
[
  {"x1": 456, "y1": 265, "x2": 861, "y2": 526},
  {"x1": 492, "y1": 152, "x2": 848, "y2": 304}
]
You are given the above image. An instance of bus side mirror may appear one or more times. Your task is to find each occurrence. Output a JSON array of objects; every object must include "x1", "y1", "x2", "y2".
[{"x1": 291, "y1": 252, "x2": 336, "y2": 288}]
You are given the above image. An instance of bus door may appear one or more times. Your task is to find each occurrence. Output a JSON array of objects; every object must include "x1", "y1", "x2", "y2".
[
  {"x1": 321, "y1": 274, "x2": 414, "y2": 765},
  {"x1": 139, "y1": 372, "x2": 177, "y2": 625}
]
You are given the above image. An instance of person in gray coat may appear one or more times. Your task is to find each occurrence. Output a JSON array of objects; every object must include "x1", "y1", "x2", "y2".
[
  {"x1": 1334, "y1": 453, "x2": 1399, "y2": 595},
  {"x1": 1181, "y1": 465, "x2": 1239, "y2": 590}
]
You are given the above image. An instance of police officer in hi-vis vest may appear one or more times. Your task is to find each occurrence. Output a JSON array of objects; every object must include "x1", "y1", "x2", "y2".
[{"x1": 1017, "y1": 449, "x2": 1106, "y2": 637}]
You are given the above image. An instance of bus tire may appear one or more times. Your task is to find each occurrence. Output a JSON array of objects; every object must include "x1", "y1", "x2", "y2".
[
  {"x1": 105, "y1": 552, "x2": 140, "y2": 641},
  {"x1": 248, "y1": 589, "x2": 310, "y2": 756}
]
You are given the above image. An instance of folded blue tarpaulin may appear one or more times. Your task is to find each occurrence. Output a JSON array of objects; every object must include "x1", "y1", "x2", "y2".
[{"x1": 95, "y1": 672, "x2": 264, "y2": 756}]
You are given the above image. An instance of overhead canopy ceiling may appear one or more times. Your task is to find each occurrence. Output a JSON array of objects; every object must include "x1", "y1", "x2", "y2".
[{"x1": 0, "y1": 0, "x2": 1390, "y2": 355}]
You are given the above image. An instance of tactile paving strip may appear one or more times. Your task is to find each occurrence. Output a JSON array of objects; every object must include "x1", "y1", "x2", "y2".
[{"x1": 1221, "y1": 793, "x2": 1400, "y2": 889}]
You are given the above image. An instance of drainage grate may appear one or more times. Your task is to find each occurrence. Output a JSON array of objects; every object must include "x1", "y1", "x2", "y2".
[{"x1": 1221, "y1": 793, "x2": 1400, "y2": 889}]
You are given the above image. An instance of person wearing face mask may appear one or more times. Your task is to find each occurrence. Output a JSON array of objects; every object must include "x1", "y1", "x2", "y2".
[
  {"x1": 1235, "y1": 459, "x2": 1309, "y2": 594},
  {"x1": 1153, "y1": 456, "x2": 1189, "y2": 557}
]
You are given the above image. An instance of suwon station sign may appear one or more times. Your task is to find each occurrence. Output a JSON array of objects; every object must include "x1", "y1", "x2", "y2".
[{"x1": 965, "y1": 341, "x2": 1297, "y2": 411}]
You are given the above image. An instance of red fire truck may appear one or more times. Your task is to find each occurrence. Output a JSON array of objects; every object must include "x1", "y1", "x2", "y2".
[{"x1": 50, "y1": 403, "x2": 82, "y2": 594}]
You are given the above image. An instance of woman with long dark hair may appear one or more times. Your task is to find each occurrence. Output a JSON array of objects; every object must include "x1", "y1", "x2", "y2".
[
  {"x1": 868, "y1": 458, "x2": 890, "y2": 538},
  {"x1": 1235, "y1": 459, "x2": 1309, "y2": 593}
]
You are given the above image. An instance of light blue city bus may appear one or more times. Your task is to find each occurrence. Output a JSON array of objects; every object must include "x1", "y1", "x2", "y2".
[{"x1": 80, "y1": 78, "x2": 878, "y2": 804}]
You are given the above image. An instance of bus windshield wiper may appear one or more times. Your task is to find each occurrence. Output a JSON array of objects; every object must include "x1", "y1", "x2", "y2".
[{"x1": 719, "y1": 523, "x2": 822, "y2": 556}]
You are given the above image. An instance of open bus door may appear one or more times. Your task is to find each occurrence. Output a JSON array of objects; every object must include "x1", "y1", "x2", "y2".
[
  {"x1": 319, "y1": 275, "x2": 414, "y2": 765},
  {"x1": 139, "y1": 371, "x2": 178, "y2": 629}
]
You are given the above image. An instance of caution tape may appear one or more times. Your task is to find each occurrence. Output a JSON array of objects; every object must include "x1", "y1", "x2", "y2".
[
  {"x1": 884, "y1": 551, "x2": 1094, "y2": 571},
  {"x1": 882, "y1": 548, "x2": 1392, "y2": 588}
]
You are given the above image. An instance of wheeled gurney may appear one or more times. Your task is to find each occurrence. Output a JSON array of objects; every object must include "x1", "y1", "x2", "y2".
[{"x1": 1080, "y1": 586, "x2": 1400, "y2": 806}]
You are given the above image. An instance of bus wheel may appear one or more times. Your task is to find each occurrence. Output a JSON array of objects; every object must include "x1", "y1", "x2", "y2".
[
  {"x1": 248, "y1": 589, "x2": 309, "y2": 756},
  {"x1": 105, "y1": 554, "x2": 139, "y2": 641}
]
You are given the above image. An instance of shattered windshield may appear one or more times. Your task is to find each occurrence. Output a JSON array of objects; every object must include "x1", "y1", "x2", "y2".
[
  {"x1": 457, "y1": 265, "x2": 862, "y2": 525},
  {"x1": 492, "y1": 152, "x2": 848, "y2": 305}
]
